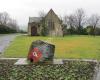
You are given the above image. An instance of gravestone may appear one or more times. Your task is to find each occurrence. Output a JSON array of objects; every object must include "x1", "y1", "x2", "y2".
[{"x1": 28, "y1": 40, "x2": 55, "y2": 63}]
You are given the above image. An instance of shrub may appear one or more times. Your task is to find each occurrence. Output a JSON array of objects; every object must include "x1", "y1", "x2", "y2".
[{"x1": 0, "y1": 25, "x2": 17, "y2": 34}]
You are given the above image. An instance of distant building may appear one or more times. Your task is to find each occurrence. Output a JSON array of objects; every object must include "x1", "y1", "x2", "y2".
[{"x1": 28, "y1": 9, "x2": 63, "y2": 36}]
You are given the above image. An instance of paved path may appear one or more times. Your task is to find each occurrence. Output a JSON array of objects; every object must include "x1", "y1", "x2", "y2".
[{"x1": 0, "y1": 34, "x2": 20, "y2": 54}]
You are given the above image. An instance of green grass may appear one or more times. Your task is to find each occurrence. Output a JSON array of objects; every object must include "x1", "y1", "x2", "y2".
[{"x1": 3, "y1": 35, "x2": 100, "y2": 59}]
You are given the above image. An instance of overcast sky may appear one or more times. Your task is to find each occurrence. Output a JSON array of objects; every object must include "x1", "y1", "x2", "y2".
[{"x1": 0, "y1": 0, "x2": 100, "y2": 30}]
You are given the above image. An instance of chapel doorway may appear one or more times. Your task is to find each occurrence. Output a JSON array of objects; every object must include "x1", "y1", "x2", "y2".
[{"x1": 31, "y1": 26, "x2": 37, "y2": 36}]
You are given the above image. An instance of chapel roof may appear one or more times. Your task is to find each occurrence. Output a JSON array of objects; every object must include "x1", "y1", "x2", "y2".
[{"x1": 29, "y1": 17, "x2": 42, "y2": 23}]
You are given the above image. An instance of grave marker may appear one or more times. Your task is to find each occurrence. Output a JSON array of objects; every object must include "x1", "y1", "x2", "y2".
[{"x1": 28, "y1": 40, "x2": 55, "y2": 63}]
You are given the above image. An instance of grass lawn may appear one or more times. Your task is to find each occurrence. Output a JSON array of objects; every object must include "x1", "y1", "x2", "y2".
[{"x1": 3, "y1": 35, "x2": 100, "y2": 59}]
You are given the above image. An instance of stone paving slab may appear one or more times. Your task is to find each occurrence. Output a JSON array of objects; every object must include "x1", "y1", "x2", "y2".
[
  {"x1": 0, "y1": 58, "x2": 98, "y2": 62},
  {"x1": 0, "y1": 58, "x2": 21, "y2": 59},
  {"x1": 53, "y1": 59, "x2": 63, "y2": 64},
  {"x1": 63, "y1": 59, "x2": 98, "y2": 62},
  {"x1": 14, "y1": 58, "x2": 63, "y2": 65},
  {"x1": 1, "y1": 58, "x2": 98, "y2": 65},
  {"x1": 14, "y1": 58, "x2": 28, "y2": 65}
]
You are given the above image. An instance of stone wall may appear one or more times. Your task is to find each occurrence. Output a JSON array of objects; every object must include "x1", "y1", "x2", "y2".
[
  {"x1": 45, "y1": 9, "x2": 63, "y2": 36},
  {"x1": 28, "y1": 23, "x2": 31, "y2": 35}
]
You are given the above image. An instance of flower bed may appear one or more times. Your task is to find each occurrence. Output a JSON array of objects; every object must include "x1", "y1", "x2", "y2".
[{"x1": 0, "y1": 59, "x2": 97, "y2": 80}]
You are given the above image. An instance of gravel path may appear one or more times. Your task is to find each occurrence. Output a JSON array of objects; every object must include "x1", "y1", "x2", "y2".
[{"x1": 0, "y1": 34, "x2": 20, "y2": 54}]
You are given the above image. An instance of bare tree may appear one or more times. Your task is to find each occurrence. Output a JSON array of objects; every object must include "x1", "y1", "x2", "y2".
[
  {"x1": 7, "y1": 18, "x2": 19, "y2": 31},
  {"x1": 68, "y1": 14, "x2": 76, "y2": 34},
  {"x1": 74, "y1": 8, "x2": 85, "y2": 34},
  {"x1": 38, "y1": 11, "x2": 46, "y2": 18},
  {"x1": 63, "y1": 16, "x2": 68, "y2": 25},
  {"x1": 63, "y1": 14, "x2": 77, "y2": 35},
  {"x1": 0, "y1": 12, "x2": 11, "y2": 25},
  {"x1": 1, "y1": 12, "x2": 10, "y2": 25},
  {"x1": 88, "y1": 14, "x2": 100, "y2": 36},
  {"x1": 0, "y1": 11, "x2": 19, "y2": 33},
  {"x1": 0, "y1": 13, "x2": 3, "y2": 24},
  {"x1": 38, "y1": 11, "x2": 47, "y2": 36}
]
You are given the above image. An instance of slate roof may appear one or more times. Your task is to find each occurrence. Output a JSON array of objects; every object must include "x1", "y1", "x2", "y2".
[
  {"x1": 29, "y1": 17, "x2": 42, "y2": 23},
  {"x1": 29, "y1": 9, "x2": 61, "y2": 23}
]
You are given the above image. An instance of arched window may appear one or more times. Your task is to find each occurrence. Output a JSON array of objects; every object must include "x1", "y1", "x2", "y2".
[{"x1": 48, "y1": 19, "x2": 54, "y2": 30}]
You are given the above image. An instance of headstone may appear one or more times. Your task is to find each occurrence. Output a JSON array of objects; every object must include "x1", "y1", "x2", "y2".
[{"x1": 28, "y1": 40, "x2": 55, "y2": 63}]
